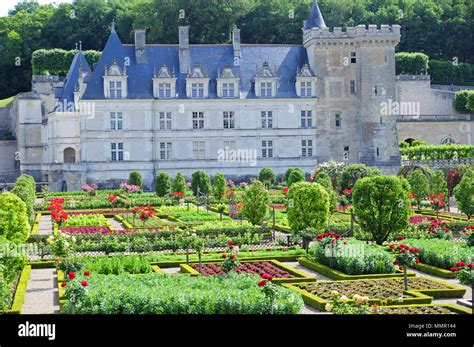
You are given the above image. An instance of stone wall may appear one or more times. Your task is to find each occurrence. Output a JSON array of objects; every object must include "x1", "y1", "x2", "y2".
[
  {"x1": 0, "y1": 140, "x2": 19, "y2": 182},
  {"x1": 397, "y1": 121, "x2": 472, "y2": 145}
]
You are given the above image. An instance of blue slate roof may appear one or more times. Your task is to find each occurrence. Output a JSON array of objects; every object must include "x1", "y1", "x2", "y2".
[
  {"x1": 305, "y1": 0, "x2": 327, "y2": 29},
  {"x1": 80, "y1": 30, "x2": 311, "y2": 100},
  {"x1": 56, "y1": 51, "x2": 91, "y2": 107}
]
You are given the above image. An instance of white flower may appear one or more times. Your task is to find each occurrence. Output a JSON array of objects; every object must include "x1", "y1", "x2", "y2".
[
  {"x1": 398, "y1": 296, "x2": 404, "y2": 303},
  {"x1": 325, "y1": 303, "x2": 333, "y2": 312},
  {"x1": 353, "y1": 294, "x2": 363, "y2": 304},
  {"x1": 339, "y1": 295, "x2": 349, "y2": 303},
  {"x1": 330, "y1": 290, "x2": 339, "y2": 297},
  {"x1": 47, "y1": 236, "x2": 54, "y2": 244},
  {"x1": 71, "y1": 237, "x2": 76, "y2": 242},
  {"x1": 64, "y1": 242, "x2": 69, "y2": 248}
]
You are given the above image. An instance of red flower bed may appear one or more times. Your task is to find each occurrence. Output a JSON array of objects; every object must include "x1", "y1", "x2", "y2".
[
  {"x1": 409, "y1": 215, "x2": 430, "y2": 225},
  {"x1": 191, "y1": 261, "x2": 297, "y2": 278},
  {"x1": 60, "y1": 226, "x2": 173, "y2": 235},
  {"x1": 64, "y1": 210, "x2": 133, "y2": 216}
]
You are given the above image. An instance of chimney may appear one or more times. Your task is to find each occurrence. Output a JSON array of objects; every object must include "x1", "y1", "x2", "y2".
[
  {"x1": 179, "y1": 26, "x2": 190, "y2": 74},
  {"x1": 135, "y1": 29, "x2": 147, "y2": 64},
  {"x1": 232, "y1": 28, "x2": 241, "y2": 60}
]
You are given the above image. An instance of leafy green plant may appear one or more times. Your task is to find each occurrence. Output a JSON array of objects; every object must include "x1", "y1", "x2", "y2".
[
  {"x1": 172, "y1": 173, "x2": 187, "y2": 194},
  {"x1": 407, "y1": 170, "x2": 430, "y2": 210},
  {"x1": 155, "y1": 171, "x2": 171, "y2": 197},
  {"x1": 241, "y1": 181, "x2": 269, "y2": 225},
  {"x1": 212, "y1": 172, "x2": 227, "y2": 201},
  {"x1": 454, "y1": 170, "x2": 473, "y2": 219},
  {"x1": 129, "y1": 172, "x2": 143, "y2": 187},
  {"x1": 287, "y1": 182, "x2": 329, "y2": 232},
  {"x1": 258, "y1": 168, "x2": 276, "y2": 188},
  {"x1": 353, "y1": 176, "x2": 410, "y2": 245},
  {"x1": 287, "y1": 168, "x2": 305, "y2": 187},
  {"x1": 191, "y1": 171, "x2": 211, "y2": 196},
  {"x1": 65, "y1": 272, "x2": 303, "y2": 314},
  {"x1": 0, "y1": 192, "x2": 30, "y2": 244}
]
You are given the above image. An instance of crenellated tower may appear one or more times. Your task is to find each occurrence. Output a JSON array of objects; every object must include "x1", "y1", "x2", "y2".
[{"x1": 303, "y1": 0, "x2": 401, "y2": 169}]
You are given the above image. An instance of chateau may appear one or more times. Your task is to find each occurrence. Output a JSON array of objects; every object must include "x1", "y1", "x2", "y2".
[{"x1": 0, "y1": 0, "x2": 470, "y2": 191}]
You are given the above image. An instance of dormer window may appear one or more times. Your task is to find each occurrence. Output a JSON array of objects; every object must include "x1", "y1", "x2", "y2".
[
  {"x1": 109, "y1": 81, "x2": 122, "y2": 99},
  {"x1": 186, "y1": 64, "x2": 210, "y2": 99},
  {"x1": 254, "y1": 62, "x2": 278, "y2": 99},
  {"x1": 153, "y1": 65, "x2": 177, "y2": 99},
  {"x1": 296, "y1": 64, "x2": 317, "y2": 98},
  {"x1": 217, "y1": 66, "x2": 240, "y2": 99},
  {"x1": 191, "y1": 83, "x2": 205, "y2": 98},
  {"x1": 103, "y1": 61, "x2": 128, "y2": 99}
]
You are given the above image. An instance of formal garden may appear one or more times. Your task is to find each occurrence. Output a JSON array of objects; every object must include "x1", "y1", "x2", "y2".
[{"x1": 0, "y1": 163, "x2": 472, "y2": 315}]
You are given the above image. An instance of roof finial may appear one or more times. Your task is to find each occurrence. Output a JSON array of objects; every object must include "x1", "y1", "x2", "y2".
[
  {"x1": 79, "y1": 41, "x2": 82, "y2": 51},
  {"x1": 111, "y1": 19, "x2": 116, "y2": 33},
  {"x1": 75, "y1": 42, "x2": 78, "y2": 51}
]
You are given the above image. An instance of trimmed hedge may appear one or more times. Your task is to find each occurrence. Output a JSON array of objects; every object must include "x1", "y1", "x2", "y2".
[
  {"x1": 32, "y1": 49, "x2": 101, "y2": 75},
  {"x1": 430, "y1": 60, "x2": 474, "y2": 86},
  {"x1": 5, "y1": 266, "x2": 31, "y2": 314},
  {"x1": 400, "y1": 144, "x2": 474, "y2": 160},
  {"x1": 298, "y1": 257, "x2": 415, "y2": 281},
  {"x1": 396, "y1": 52, "x2": 429, "y2": 75}
]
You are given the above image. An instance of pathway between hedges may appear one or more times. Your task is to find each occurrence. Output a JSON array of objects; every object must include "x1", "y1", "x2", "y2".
[
  {"x1": 37, "y1": 214, "x2": 53, "y2": 235},
  {"x1": 22, "y1": 268, "x2": 59, "y2": 314}
]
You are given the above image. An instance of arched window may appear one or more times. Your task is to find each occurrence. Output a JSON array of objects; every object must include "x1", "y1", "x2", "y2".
[
  {"x1": 63, "y1": 148, "x2": 76, "y2": 163},
  {"x1": 440, "y1": 137, "x2": 456, "y2": 145}
]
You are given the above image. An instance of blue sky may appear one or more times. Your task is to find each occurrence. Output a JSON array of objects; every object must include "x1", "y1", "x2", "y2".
[{"x1": 0, "y1": 0, "x2": 73, "y2": 17}]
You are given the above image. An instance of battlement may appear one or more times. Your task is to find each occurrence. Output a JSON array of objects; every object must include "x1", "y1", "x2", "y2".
[{"x1": 303, "y1": 24, "x2": 401, "y2": 44}]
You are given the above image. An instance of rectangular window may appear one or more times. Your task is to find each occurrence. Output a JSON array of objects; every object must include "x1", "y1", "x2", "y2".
[
  {"x1": 301, "y1": 81, "x2": 312, "y2": 97},
  {"x1": 260, "y1": 82, "x2": 272, "y2": 98},
  {"x1": 109, "y1": 81, "x2": 122, "y2": 99},
  {"x1": 301, "y1": 110, "x2": 313, "y2": 128},
  {"x1": 351, "y1": 52, "x2": 357, "y2": 64},
  {"x1": 158, "y1": 83, "x2": 172, "y2": 98},
  {"x1": 350, "y1": 80, "x2": 356, "y2": 95},
  {"x1": 159, "y1": 142, "x2": 172, "y2": 160},
  {"x1": 191, "y1": 83, "x2": 204, "y2": 98},
  {"x1": 111, "y1": 143, "x2": 124, "y2": 161},
  {"x1": 302, "y1": 139, "x2": 313, "y2": 157},
  {"x1": 335, "y1": 114, "x2": 341, "y2": 129},
  {"x1": 223, "y1": 111, "x2": 235, "y2": 129},
  {"x1": 110, "y1": 112, "x2": 123, "y2": 131},
  {"x1": 193, "y1": 141, "x2": 205, "y2": 159},
  {"x1": 222, "y1": 83, "x2": 235, "y2": 98},
  {"x1": 223, "y1": 140, "x2": 236, "y2": 150},
  {"x1": 192, "y1": 112, "x2": 204, "y2": 129},
  {"x1": 262, "y1": 140, "x2": 273, "y2": 158},
  {"x1": 159, "y1": 112, "x2": 172, "y2": 130},
  {"x1": 261, "y1": 111, "x2": 273, "y2": 128}
]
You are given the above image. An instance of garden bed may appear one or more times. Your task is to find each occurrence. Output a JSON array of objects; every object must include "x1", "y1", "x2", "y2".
[
  {"x1": 370, "y1": 304, "x2": 471, "y2": 315},
  {"x1": 283, "y1": 276, "x2": 466, "y2": 311},
  {"x1": 298, "y1": 257, "x2": 416, "y2": 281},
  {"x1": 60, "y1": 272, "x2": 303, "y2": 314},
  {"x1": 180, "y1": 259, "x2": 315, "y2": 283},
  {"x1": 1, "y1": 266, "x2": 32, "y2": 314}
]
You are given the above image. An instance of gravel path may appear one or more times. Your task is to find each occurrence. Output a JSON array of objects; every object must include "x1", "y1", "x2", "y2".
[
  {"x1": 37, "y1": 214, "x2": 53, "y2": 235},
  {"x1": 107, "y1": 217, "x2": 126, "y2": 231},
  {"x1": 21, "y1": 268, "x2": 59, "y2": 314}
]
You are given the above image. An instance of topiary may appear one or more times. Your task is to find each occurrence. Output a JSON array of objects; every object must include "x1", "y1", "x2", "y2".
[
  {"x1": 172, "y1": 173, "x2": 187, "y2": 194},
  {"x1": 155, "y1": 171, "x2": 171, "y2": 197},
  {"x1": 213, "y1": 172, "x2": 227, "y2": 201},
  {"x1": 287, "y1": 182, "x2": 329, "y2": 231},
  {"x1": 129, "y1": 171, "x2": 142, "y2": 187},
  {"x1": 258, "y1": 168, "x2": 276, "y2": 188},
  {"x1": 0, "y1": 192, "x2": 30, "y2": 244},
  {"x1": 287, "y1": 168, "x2": 305, "y2": 187},
  {"x1": 241, "y1": 180, "x2": 269, "y2": 226},
  {"x1": 191, "y1": 171, "x2": 211, "y2": 196}
]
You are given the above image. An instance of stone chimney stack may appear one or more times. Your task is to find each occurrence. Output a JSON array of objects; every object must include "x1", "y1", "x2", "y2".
[
  {"x1": 179, "y1": 26, "x2": 190, "y2": 74},
  {"x1": 232, "y1": 28, "x2": 241, "y2": 61},
  {"x1": 135, "y1": 29, "x2": 147, "y2": 64}
]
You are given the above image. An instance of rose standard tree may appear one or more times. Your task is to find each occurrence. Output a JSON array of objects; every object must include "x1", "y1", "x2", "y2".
[
  {"x1": 353, "y1": 176, "x2": 410, "y2": 245},
  {"x1": 287, "y1": 182, "x2": 329, "y2": 253}
]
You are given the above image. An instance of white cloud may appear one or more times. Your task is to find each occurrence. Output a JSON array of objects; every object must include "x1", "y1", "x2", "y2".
[{"x1": 0, "y1": 0, "x2": 74, "y2": 17}]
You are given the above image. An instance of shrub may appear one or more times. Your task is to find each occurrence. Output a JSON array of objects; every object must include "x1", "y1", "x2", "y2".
[
  {"x1": 65, "y1": 272, "x2": 303, "y2": 314},
  {"x1": 11, "y1": 174, "x2": 36, "y2": 224},
  {"x1": 284, "y1": 168, "x2": 295, "y2": 183},
  {"x1": 338, "y1": 164, "x2": 380, "y2": 191},
  {"x1": 155, "y1": 171, "x2": 171, "y2": 197},
  {"x1": 287, "y1": 168, "x2": 305, "y2": 187},
  {"x1": 313, "y1": 172, "x2": 338, "y2": 213},
  {"x1": 191, "y1": 171, "x2": 211, "y2": 196},
  {"x1": 430, "y1": 60, "x2": 474, "y2": 86},
  {"x1": 407, "y1": 169, "x2": 430, "y2": 209},
  {"x1": 353, "y1": 176, "x2": 410, "y2": 245},
  {"x1": 258, "y1": 168, "x2": 276, "y2": 188},
  {"x1": 395, "y1": 52, "x2": 429, "y2": 75},
  {"x1": 213, "y1": 172, "x2": 227, "y2": 201},
  {"x1": 312, "y1": 238, "x2": 395, "y2": 275},
  {"x1": 241, "y1": 181, "x2": 269, "y2": 226},
  {"x1": 400, "y1": 144, "x2": 474, "y2": 160},
  {"x1": 287, "y1": 182, "x2": 329, "y2": 231},
  {"x1": 454, "y1": 90, "x2": 472, "y2": 113},
  {"x1": 128, "y1": 172, "x2": 142, "y2": 187},
  {"x1": 0, "y1": 192, "x2": 30, "y2": 244},
  {"x1": 172, "y1": 173, "x2": 187, "y2": 194},
  {"x1": 454, "y1": 170, "x2": 474, "y2": 219}
]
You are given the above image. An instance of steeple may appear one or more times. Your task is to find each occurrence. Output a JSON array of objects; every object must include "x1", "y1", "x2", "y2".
[{"x1": 305, "y1": 0, "x2": 327, "y2": 29}]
